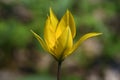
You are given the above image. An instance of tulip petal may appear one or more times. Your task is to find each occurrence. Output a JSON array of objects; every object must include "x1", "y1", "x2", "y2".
[
  {"x1": 44, "y1": 17, "x2": 56, "y2": 50},
  {"x1": 64, "y1": 33, "x2": 102, "y2": 58},
  {"x1": 50, "y1": 8, "x2": 58, "y2": 31},
  {"x1": 68, "y1": 10, "x2": 76, "y2": 38},
  {"x1": 56, "y1": 15, "x2": 66, "y2": 39},
  {"x1": 56, "y1": 10, "x2": 76, "y2": 39},
  {"x1": 31, "y1": 30, "x2": 48, "y2": 51},
  {"x1": 58, "y1": 27, "x2": 73, "y2": 49},
  {"x1": 55, "y1": 27, "x2": 73, "y2": 60},
  {"x1": 31, "y1": 30, "x2": 58, "y2": 59}
]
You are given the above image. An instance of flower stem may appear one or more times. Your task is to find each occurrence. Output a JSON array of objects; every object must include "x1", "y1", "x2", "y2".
[{"x1": 57, "y1": 61, "x2": 62, "y2": 80}]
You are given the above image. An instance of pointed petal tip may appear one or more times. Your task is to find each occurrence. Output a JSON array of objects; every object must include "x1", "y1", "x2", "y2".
[
  {"x1": 30, "y1": 30, "x2": 37, "y2": 36},
  {"x1": 96, "y1": 33, "x2": 103, "y2": 35},
  {"x1": 66, "y1": 9, "x2": 69, "y2": 13},
  {"x1": 49, "y1": 7, "x2": 54, "y2": 15},
  {"x1": 30, "y1": 29, "x2": 33, "y2": 32},
  {"x1": 30, "y1": 30, "x2": 35, "y2": 34},
  {"x1": 92, "y1": 32, "x2": 103, "y2": 36}
]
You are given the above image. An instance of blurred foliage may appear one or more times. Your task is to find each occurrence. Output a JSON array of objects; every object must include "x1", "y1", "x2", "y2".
[
  {"x1": 0, "y1": 0, "x2": 120, "y2": 80},
  {"x1": 18, "y1": 75, "x2": 55, "y2": 80},
  {"x1": 18, "y1": 75, "x2": 82, "y2": 80}
]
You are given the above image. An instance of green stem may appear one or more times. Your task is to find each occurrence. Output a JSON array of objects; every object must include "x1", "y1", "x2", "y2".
[{"x1": 57, "y1": 61, "x2": 62, "y2": 80}]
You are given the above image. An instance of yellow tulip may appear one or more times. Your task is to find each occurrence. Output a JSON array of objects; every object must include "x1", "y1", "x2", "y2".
[{"x1": 31, "y1": 8, "x2": 102, "y2": 62}]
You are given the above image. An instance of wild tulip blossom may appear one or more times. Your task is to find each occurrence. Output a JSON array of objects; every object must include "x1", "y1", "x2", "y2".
[
  {"x1": 31, "y1": 8, "x2": 102, "y2": 80},
  {"x1": 31, "y1": 8, "x2": 102, "y2": 62}
]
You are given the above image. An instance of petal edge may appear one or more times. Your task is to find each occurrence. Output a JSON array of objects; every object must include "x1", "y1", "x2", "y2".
[
  {"x1": 31, "y1": 30, "x2": 48, "y2": 51},
  {"x1": 64, "y1": 33, "x2": 102, "y2": 58}
]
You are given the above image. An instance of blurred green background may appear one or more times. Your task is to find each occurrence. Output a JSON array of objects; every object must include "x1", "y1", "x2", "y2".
[{"x1": 0, "y1": 0, "x2": 120, "y2": 80}]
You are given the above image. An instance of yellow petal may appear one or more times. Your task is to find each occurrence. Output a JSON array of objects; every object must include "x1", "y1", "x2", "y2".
[
  {"x1": 64, "y1": 33, "x2": 102, "y2": 58},
  {"x1": 68, "y1": 10, "x2": 76, "y2": 38},
  {"x1": 56, "y1": 10, "x2": 76, "y2": 39},
  {"x1": 55, "y1": 27, "x2": 73, "y2": 60},
  {"x1": 31, "y1": 30, "x2": 58, "y2": 59},
  {"x1": 56, "y1": 15, "x2": 66, "y2": 39},
  {"x1": 44, "y1": 17, "x2": 56, "y2": 50},
  {"x1": 50, "y1": 8, "x2": 58, "y2": 31},
  {"x1": 58, "y1": 27, "x2": 73, "y2": 49},
  {"x1": 31, "y1": 30, "x2": 48, "y2": 51}
]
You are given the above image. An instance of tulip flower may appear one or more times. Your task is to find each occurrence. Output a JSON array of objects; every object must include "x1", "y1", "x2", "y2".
[{"x1": 31, "y1": 8, "x2": 102, "y2": 80}]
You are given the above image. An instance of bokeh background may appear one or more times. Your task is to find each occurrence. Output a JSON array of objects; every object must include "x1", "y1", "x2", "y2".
[{"x1": 0, "y1": 0, "x2": 120, "y2": 80}]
